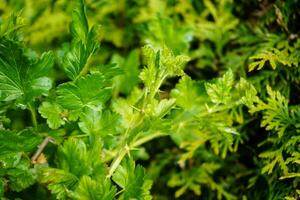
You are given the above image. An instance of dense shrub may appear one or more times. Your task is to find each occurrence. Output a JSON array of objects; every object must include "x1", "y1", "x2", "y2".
[{"x1": 0, "y1": 0, "x2": 299, "y2": 199}]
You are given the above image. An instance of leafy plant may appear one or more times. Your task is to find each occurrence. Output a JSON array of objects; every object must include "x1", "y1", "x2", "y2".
[{"x1": 0, "y1": 0, "x2": 300, "y2": 199}]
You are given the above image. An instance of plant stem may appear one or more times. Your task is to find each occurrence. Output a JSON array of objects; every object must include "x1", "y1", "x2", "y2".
[
  {"x1": 31, "y1": 137, "x2": 55, "y2": 163},
  {"x1": 107, "y1": 148, "x2": 128, "y2": 178},
  {"x1": 107, "y1": 73, "x2": 168, "y2": 178},
  {"x1": 107, "y1": 132, "x2": 167, "y2": 178},
  {"x1": 132, "y1": 131, "x2": 167, "y2": 148},
  {"x1": 28, "y1": 103, "x2": 37, "y2": 129},
  {"x1": 150, "y1": 74, "x2": 167, "y2": 100}
]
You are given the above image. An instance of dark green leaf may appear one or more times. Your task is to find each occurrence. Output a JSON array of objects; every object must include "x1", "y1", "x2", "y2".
[{"x1": 0, "y1": 38, "x2": 54, "y2": 103}]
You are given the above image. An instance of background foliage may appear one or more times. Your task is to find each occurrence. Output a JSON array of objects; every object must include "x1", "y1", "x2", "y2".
[{"x1": 0, "y1": 0, "x2": 300, "y2": 199}]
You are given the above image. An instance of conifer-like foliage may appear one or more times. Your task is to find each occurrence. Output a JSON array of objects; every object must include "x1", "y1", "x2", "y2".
[{"x1": 0, "y1": 0, "x2": 300, "y2": 199}]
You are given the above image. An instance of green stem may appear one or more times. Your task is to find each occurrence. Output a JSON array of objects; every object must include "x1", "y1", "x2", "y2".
[
  {"x1": 107, "y1": 132, "x2": 167, "y2": 178},
  {"x1": 197, "y1": 101, "x2": 241, "y2": 118},
  {"x1": 107, "y1": 148, "x2": 128, "y2": 178},
  {"x1": 131, "y1": 131, "x2": 167, "y2": 148},
  {"x1": 107, "y1": 73, "x2": 168, "y2": 178},
  {"x1": 28, "y1": 104, "x2": 37, "y2": 128},
  {"x1": 150, "y1": 74, "x2": 167, "y2": 100}
]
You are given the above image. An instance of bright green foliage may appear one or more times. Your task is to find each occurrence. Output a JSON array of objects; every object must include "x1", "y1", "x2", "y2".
[
  {"x1": 41, "y1": 168, "x2": 78, "y2": 199},
  {"x1": 166, "y1": 71, "x2": 260, "y2": 197},
  {"x1": 171, "y1": 76, "x2": 201, "y2": 109},
  {"x1": 171, "y1": 71, "x2": 251, "y2": 158},
  {"x1": 1, "y1": 0, "x2": 300, "y2": 199},
  {"x1": 249, "y1": 86, "x2": 293, "y2": 138},
  {"x1": 249, "y1": 49, "x2": 294, "y2": 71},
  {"x1": 205, "y1": 70, "x2": 234, "y2": 104},
  {"x1": 112, "y1": 157, "x2": 152, "y2": 200},
  {"x1": 57, "y1": 72, "x2": 111, "y2": 113},
  {"x1": 78, "y1": 109, "x2": 119, "y2": 137},
  {"x1": 39, "y1": 102, "x2": 65, "y2": 129},
  {"x1": 39, "y1": 71, "x2": 113, "y2": 127},
  {"x1": 246, "y1": 86, "x2": 300, "y2": 185},
  {"x1": 140, "y1": 45, "x2": 189, "y2": 100},
  {"x1": 168, "y1": 163, "x2": 235, "y2": 199},
  {"x1": 197, "y1": 0, "x2": 239, "y2": 56},
  {"x1": 249, "y1": 38, "x2": 300, "y2": 71},
  {"x1": 71, "y1": 176, "x2": 116, "y2": 200},
  {"x1": 111, "y1": 50, "x2": 140, "y2": 95},
  {"x1": 189, "y1": 0, "x2": 239, "y2": 69},
  {"x1": 40, "y1": 138, "x2": 108, "y2": 199},
  {"x1": 236, "y1": 78, "x2": 258, "y2": 107},
  {"x1": 143, "y1": 16, "x2": 193, "y2": 55}
]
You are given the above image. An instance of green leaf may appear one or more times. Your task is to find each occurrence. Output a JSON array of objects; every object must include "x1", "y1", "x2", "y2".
[
  {"x1": 62, "y1": 0, "x2": 100, "y2": 80},
  {"x1": 70, "y1": 0, "x2": 89, "y2": 42},
  {"x1": 6, "y1": 167, "x2": 36, "y2": 192},
  {"x1": 153, "y1": 98, "x2": 176, "y2": 118},
  {"x1": 94, "y1": 63, "x2": 123, "y2": 81},
  {"x1": 145, "y1": 98, "x2": 176, "y2": 118},
  {"x1": 167, "y1": 164, "x2": 235, "y2": 199},
  {"x1": 55, "y1": 138, "x2": 106, "y2": 178},
  {"x1": 259, "y1": 149, "x2": 288, "y2": 174},
  {"x1": 249, "y1": 86, "x2": 293, "y2": 138},
  {"x1": 248, "y1": 48, "x2": 293, "y2": 71},
  {"x1": 111, "y1": 50, "x2": 140, "y2": 94},
  {"x1": 63, "y1": 42, "x2": 90, "y2": 80},
  {"x1": 0, "y1": 129, "x2": 41, "y2": 154},
  {"x1": 280, "y1": 173, "x2": 300, "y2": 180},
  {"x1": 142, "y1": 45, "x2": 189, "y2": 79},
  {"x1": 39, "y1": 102, "x2": 65, "y2": 129},
  {"x1": 144, "y1": 16, "x2": 193, "y2": 55},
  {"x1": 40, "y1": 138, "x2": 107, "y2": 199},
  {"x1": 57, "y1": 72, "x2": 111, "y2": 113},
  {"x1": 1, "y1": 157, "x2": 37, "y2": 192},
  {"x1": 0, "y1": 38, "x2": 54, "y2": 103},
  {"x1": 0, "y1": 152, "x2": 22, "y2": 168},
  {"x1": 56, "y1": 138, "x2": 91, "y2": 177},
  {"x1": 112, "y1": 157, "x2": 152, "y2": 200},
  {"x1": 0, "y1": 129, "x2": 41, "y2": 193},
  {"x1": 236, "y1": 78, "x2": 258, "y2": 107},
  {"x1": 140, "y1": 45, "x2": 189, "y2": 98},
  {"x1": 71, "y1": 176, "x2": 116, "y2": 200},
  {"x1": 41, "y1": 168, "x2": 78, "y2": 200},
  {"x1": 0, "y1": 13, "x2": 24, "y2": 40},
  {"x1": 205, "y1": 70, "x2": 234, "y2": 104},
  {"x1": 171, "y1": 76, "x2": 207, "y2": 109},
  {"x1": 31, "y1": 51, "x2": 55, "y2": 81},
  {"x1": 78, "y1": 108, "x2": 119, "y2": 137},
  {"x1": 112, "y1": 96, "x2": 142, "y2": 129}
]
